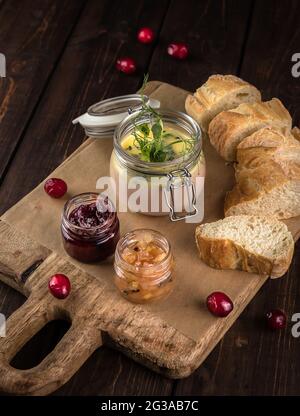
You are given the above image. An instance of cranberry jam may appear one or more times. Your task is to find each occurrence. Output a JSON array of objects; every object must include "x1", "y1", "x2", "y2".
[{"x1": 61, "y1": 193, "x2": 120, "y2": 263}]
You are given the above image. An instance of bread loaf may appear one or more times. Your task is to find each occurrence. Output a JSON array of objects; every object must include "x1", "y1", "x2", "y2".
[
  {"x1": 185, "y1": 74, "x2": 261, "y2": 132},
  {"x1": 208, "y1": 98, "x2": 292, "y2": 161},
  {"x1": 195, "y1": 215, "x2": 294, "y2": 277},
  {"x1": 224, "y1": 128, "x2": 300, "y2": 219}
]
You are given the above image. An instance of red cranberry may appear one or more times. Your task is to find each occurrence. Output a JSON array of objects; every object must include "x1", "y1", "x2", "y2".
[
  {"x1": 167, "y1": 43, "x2": 189, "y2": 60},
  {"x1": 266, "y1": 309, "x2": 287, "y2": 330},
  {"x1": 137, "y1": 27, "x2": 154, "y2": 44},
  {"x1": 44, "y1": 178, "x2": 67, "y2": 198},
  {"x1": 116, "y1": 57, "x2": 136, "y2": 74},
  {"x1": 206, "y1": 292, "x2": 233, "y2": 317},
  {"x1": 48, "y1": 274, "x2": 71, "y2": 299}
]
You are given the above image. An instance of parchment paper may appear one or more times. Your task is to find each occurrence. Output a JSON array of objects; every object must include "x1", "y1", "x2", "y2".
[{"x1": 2, "y1": 82, "x2": 299, "y2": 341}]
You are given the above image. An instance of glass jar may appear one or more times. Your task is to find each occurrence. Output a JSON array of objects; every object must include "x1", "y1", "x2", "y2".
[
  {"x1": 110, "y1": 109, "x2": 205, "y2": 221},
  {"x1": 61, "y1": 193, "x2": 120, "y2": 263},
  {"x1": 114, "y1": 229, "x2": 174, "y2": 303}
]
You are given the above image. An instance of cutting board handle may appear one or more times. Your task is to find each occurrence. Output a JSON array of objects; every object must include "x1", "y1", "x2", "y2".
[
  {"x1": 0, "y1": 220, "x2": 105, "y2": 395},
  {"x1": 0, "y1": 296, "x2": 102, "y2": 395}
]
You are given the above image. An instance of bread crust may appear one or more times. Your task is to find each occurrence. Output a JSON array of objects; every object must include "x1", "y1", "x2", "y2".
[
  {"x1": 208, "y1": 99, "x2": 292, "y2": 161},
  {"x1": 195, "y1": 222, "x2": 294, "y2": 278},
  {"x1": 224, "y1": 128, "x2": 300, "y2": 219},
  {"x1": 237, "y1": 126, "x2": 300, "y2": 149},
  {"x1": 185, "y1": 95, "x2": 208, "y2": 128},
  {"x1": 185, "y1": 74, "x2": 261, "y2": 132},
  {"x1": 292, "y1": 126, "x2": 300, "y2": 142}
]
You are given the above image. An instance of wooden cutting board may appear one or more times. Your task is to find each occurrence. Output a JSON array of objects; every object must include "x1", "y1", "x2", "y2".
[{"x1": 0, "y1": 81, "x2": 299, "y2": 396}]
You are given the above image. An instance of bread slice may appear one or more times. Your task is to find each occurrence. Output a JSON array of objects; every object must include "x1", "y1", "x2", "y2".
[
  {"x1": 195, "y1": 215, "x2": 294, "y2": 277},
  {"x1": 208, "y1": 98, "x2": 292, "y2": 161},
  {"x1": 185, "y1": 74, "x2": 261, "y2": 133},
  {"x1": 224, "y1": 128, "x2": 300, "y2": 219}
]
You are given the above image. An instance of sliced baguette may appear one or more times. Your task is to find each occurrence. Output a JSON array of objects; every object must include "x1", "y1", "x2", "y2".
[
  {"x1": 224, "y1": 128, "x2": 300, "y2": 219},
  {"x1": 185, "y1": 74, "x2": 261, "y2": 133},
  {"x1": 195, "y1": 215, "x2": 294, "y2": 277},
  {"x1": 208, "y1": 98, "x2": 292, "y2": 161}
]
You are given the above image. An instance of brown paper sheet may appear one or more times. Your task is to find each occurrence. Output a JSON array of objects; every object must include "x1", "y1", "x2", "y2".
[{"x1": 2, "y1": 82, "x2": 299, "y2": 341}]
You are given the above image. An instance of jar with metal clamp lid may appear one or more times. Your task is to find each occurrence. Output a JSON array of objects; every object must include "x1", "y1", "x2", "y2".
[{"x1": 110, "y1": 109, "x2": 205, "y2": 221}]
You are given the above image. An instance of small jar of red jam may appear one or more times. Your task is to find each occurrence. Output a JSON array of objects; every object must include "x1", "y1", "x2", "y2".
[
  {"x1": 61, "y1": 193, "x2": 120, "y2": 263},
  {"x1": 114, "y1": 229, "x2": 174, "y2": 303}
]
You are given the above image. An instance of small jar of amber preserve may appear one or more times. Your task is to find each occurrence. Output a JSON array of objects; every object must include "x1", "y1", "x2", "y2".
[
  {"x1": 114, "y1": 229, "x2": 174, "y2": 303},
  {"x1": 61, "y1": 193, "x2": 120, "y2": 263}
]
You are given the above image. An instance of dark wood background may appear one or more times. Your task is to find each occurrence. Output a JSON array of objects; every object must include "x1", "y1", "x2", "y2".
[{"x1": 0, "y1": 0, "x2": 300, "y2": 395}]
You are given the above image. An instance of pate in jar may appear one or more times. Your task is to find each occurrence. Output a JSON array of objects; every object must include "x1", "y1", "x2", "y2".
[{"x1": 110, "y1": 109, "x2": 205, "y2": 221}]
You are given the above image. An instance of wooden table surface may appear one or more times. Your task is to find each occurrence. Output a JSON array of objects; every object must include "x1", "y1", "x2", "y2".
[{"x1": 0, "y1": 0, "x2": 299, "y2": 396}]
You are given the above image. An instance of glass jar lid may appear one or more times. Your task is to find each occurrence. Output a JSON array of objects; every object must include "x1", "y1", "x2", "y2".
[{"x1": 72, "y1": 94, "x2": 160, "y2": 138}]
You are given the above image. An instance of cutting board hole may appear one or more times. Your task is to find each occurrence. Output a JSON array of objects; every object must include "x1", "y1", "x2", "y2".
[
  {"x1": 10, "y1": 319, "x2": 71, "y2": 370},
  {"x1": 0, "y1": 287, "x2": 26, "y2": 319}
]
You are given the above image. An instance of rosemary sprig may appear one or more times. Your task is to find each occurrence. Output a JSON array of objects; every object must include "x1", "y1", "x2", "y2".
[{"x1": 129, "y1": 74, "x2": 195, "y2": 163}]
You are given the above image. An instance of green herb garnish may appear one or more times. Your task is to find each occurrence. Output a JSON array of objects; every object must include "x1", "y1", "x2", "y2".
[{"x1": 130, "y1": 74, "x2": 196, "y2": 163}]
